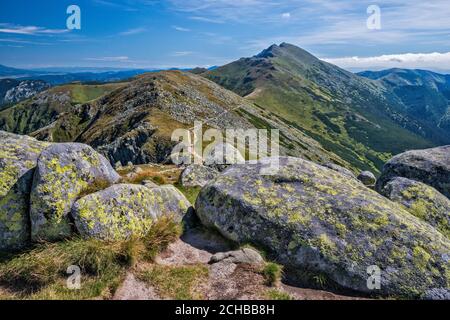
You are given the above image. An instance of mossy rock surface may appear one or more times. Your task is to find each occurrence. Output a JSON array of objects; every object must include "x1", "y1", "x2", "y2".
[
  {"x1": 0, "y1": 131, "x2": 49, "y2": 250},
  {"x1": 30, "y1": 143, "x2": 120, "y2": 242},
  {"x1": 196, "y1": 157, "x2": 450, "y2": 299},
  {"x1": 180, "y1": 164, "x2": 219, "y2": 188},
  {"x1": 72, "y1": 184, "x2": 192, "y2": 240},
  {"x1": 380, "y1": 177, "x2": 450, "y2": 238},
  {"x1": 376, "y1": 145, "x2": 450, "y2": 198}
]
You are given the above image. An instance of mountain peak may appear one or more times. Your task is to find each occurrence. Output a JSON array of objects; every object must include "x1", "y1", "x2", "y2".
[{"x1": 255, "y1": 43, "x2": 319, "y2": 65}]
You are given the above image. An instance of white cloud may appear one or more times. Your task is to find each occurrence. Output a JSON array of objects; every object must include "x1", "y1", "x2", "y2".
[
  {"x1": 189, "y1": 16, "x2": 225, "y2": 24},
  {"x1": 0, "y1": 24, "x2": 69, "y2": 35},
  {"x1": 119, "y1": 27, "x2": 146, "y2": 36},
  {"x1": 171, "y1": 51, "x2": 194, "y2": 57},
  {"x1": 324, "y1": 52, "x2": 450, "y2": 72},
  {"x1": 172, "y1": 25, "x2": 191, "y2": 32},
  {"x1": 85, "y1": 56, "x2": 130, "y2": 62},
  {"x1": 0, "y1": 38, "x2": 52, "y2": 45},
  {"x1": 281, "y1": 12, "x2": 291, "y2": 19}
]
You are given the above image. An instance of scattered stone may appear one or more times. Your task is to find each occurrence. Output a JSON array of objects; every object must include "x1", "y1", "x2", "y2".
[
  {"x1": 209, "y1": 248, "x2": 265, "y2": 266},
  {"x1": 357, "y1": 171, "x2": 376, "y2": 186}
]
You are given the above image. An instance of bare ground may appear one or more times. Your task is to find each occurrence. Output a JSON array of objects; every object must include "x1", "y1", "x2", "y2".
[{"x1": 113, "y1": 227, "x2": 365, "y2": 301}]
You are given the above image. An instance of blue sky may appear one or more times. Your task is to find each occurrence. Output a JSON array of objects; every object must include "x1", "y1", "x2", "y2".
[{"x1": 1, "y1": 0, "x2": 450, "y2": 72}]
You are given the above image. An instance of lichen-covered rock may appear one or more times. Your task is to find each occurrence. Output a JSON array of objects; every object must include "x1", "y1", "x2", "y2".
[
  {"x1": 203, "y1": 143, "x2": 244, "y2": 172},
  {"x1": 0, "y1": 131, "x2": 49, "y2": 250},
  {"x1": 71, "y1": 184, "x2": 192, "y2": 240},
  {"x1": 180, "y1": 164, "x2": 219, "y2": 188},
  {"x1": 30, "y1": 143, "x2": 120, "y2": 241},
  {"x1": 196, "y1": 157, "x2": 450, "y2": 299},
  {"x1": 380, "y1": 177, "x2": 450, "y2": 238},
  {"x1": 323, "y1": 162, "x2": 356, "y2": 179},
  {"x1": 376, "y1": 146, "x2": 450, "y2": 198},
  {"x1": 357, "y1": 171, "x2": 376, "y2": 186}
]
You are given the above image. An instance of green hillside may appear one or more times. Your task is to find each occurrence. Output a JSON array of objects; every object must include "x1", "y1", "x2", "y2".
[{"x1": 205, "y1": 43, "x2": 437, "y2": 173}]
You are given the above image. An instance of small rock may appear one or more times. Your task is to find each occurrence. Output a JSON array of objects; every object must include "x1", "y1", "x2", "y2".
[
  {"x1": 357, "y1": 171, "x2": 376, "y2": 186},
  {"x1": 209, "y1": 248, "x2": 265, "y2": 266}
]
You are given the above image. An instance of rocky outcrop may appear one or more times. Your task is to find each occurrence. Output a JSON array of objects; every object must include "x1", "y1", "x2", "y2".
[
  {"x1": 380, "y1": 177, "x2": 450, "y2": 238},
  {"x1": 4, "y1": 80, "x2": 50, "y2": 105},
  {"x1": 179, "y1": 164, "x2": 219, "y2": 188},
  {"x1": 0, "y1": 131, "x2": 49, "y2": 250},
  {"x1": 376, "y1": 145, "x2": 450, "y2": 198},
  {"x1": 357, "y1": 171, "x2": 376, "y2": 187},
  {"x1": 96, "y1": 123, "x2": 175, "y2": 166},
  {"x1": 196, "y1": 157, "x2": 450, "y2": 299},
  {"x1": 72, "y1": 184, "x2": 192, "y2": 240},
  {"x1": 30, "y1": 143, "x2": 120, "y2": 241}
]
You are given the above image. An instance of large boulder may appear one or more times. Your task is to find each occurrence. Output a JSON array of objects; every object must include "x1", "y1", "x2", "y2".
[
  {"x1": 179, "y1": 164, "x2": 219, "y2": 188},
  {"x1": 0, "y1": 131, "x2": 49, "y2": 250},
  {"x1": 30, "y1": 143, "x2": 120, "y2": 242},
  {"x1": 71, "y1": 184, "x2": 192, "y2": 240},
  {"x1": 196, "y1": 157, "x2": 450, "y2": 299},
  {"x1": 380, "y1": 177, "x2": 450, "y2": 238},
  {"x1": 376, "y1": 146, "x2": 450, "y2": 198}
]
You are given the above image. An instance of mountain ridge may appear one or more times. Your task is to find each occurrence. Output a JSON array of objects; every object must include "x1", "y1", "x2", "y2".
[{"x1": 204, "y1": 43, "x2": 449, "y2": 172}]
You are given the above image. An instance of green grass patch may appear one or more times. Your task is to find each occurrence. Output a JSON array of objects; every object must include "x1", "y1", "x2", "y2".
[
  {"x1": 174, "y1": 183, "x2": 202, "y2": 205},
  {"x1": 138, "y1": 264, "x2": 208, "y2": 300},
  {"x1": 0, "y1": 217, "x2": 182, "y2": 299},
  {"x1": 262, "y1": 262, "x2": 283, "y2": 287},
  {"x1": 265, "y1": 289, "x2": 293, "y2": 300}
]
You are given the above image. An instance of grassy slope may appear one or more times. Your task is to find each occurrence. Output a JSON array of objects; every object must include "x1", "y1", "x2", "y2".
[
  {"x1": 0, "y1": 217, "x2": 181, "y2": 300},
  {"x1": 0, "y1": 82, "x2": 126, "y2": 139}
]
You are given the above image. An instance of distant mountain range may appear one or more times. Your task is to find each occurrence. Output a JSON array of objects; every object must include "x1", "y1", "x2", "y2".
[
  {"x1": 0, "y1": 44, "x2": 449, "y2": 173},
  {"x1": 358, "y1": 68, "x2": 450, "y2": 133},
  {"x1": 0, "y1": 64, "x2": 212, "y2": 85}
]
